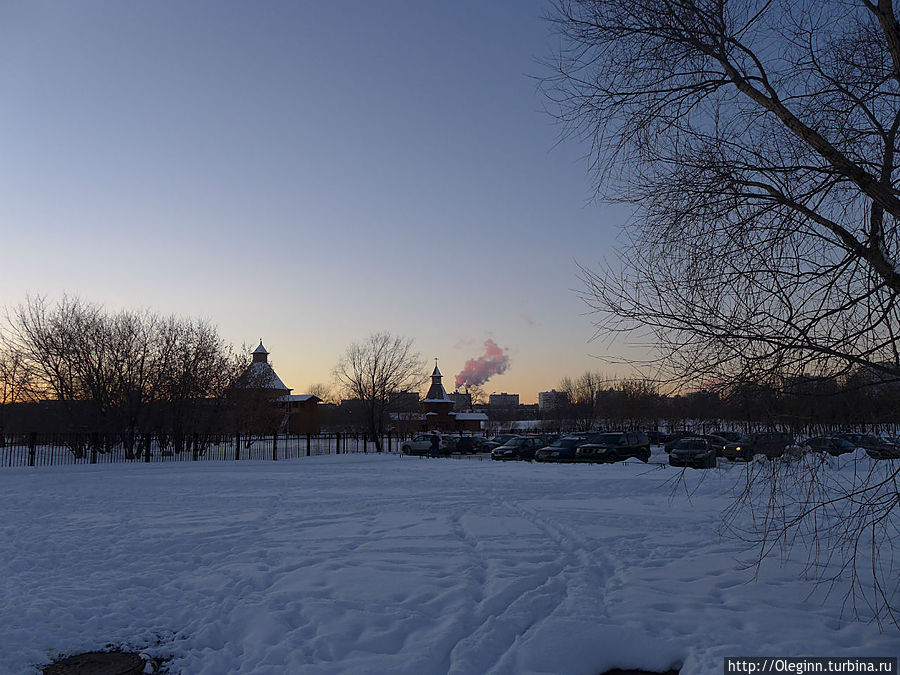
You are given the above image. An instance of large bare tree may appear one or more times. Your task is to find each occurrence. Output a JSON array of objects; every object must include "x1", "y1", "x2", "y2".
[
  {"x1": 1, "y1": 296, "x2": 241, "y2": 440},
  {"x1": 559, "y1": 371, "x2": 607, "y2": 430},
  {"x1": 0, "y1": 343, "x2": 31, "y2": 436},
  {"x1": 545, "y1": 0, "x2": 900, "y2": 388},
  {"x1": 545, "y1": 0, "x2": 900, "y2": 627},
  {"x1": 333, "y1": 332, "x2": 426, "y2": 452}
]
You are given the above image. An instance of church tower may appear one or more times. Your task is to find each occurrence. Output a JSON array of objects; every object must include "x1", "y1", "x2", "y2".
[
  {"x1": 236, "y1": 340, "x2": 292, "y2": 396},
  {"x1": 421, "y1": 359, "x2": 455, "y2": 430}
]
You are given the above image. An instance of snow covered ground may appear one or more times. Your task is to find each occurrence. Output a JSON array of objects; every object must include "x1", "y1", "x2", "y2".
[{"x1": 0, "y1": 454, "x2": 897, "y2": 674}]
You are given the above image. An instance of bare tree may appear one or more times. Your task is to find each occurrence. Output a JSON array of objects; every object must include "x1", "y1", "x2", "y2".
[
  {"x1": 723, "y1": 454, "x2": 900, "y2": 629},
  {"x1": 0, "y1": 340, "x2": 32, "y2": 438},
  {"x1": 307, "y1": 382, "x2": 338, "y2": 405},
  {"x1": 466, "y1": 383, "x2": 486, "y2": 407},
  {"x1": 617, "y1": 378, "x2": 661, "y2": 430},
  {"x1": 152, "y1": 316, "x2": 243, "y2": 442},
  {"x1": 559, "y1": 371, "x2": 607, "y2": 430},
  {"x1": 545, "y1": 0, "x2": 900, "y2": 387},
  {"x1": 5, "y1": 296, "x2": 105, "y2": 430},
  {"x1": 333, "y1": 332, "x2": 426, "y2": 452},
  {"x1": 3, "y1": 296, "x2": 241, "y2": 441},
  {"x1": 544, "y1": 0, "x2": 900, "y2": 624},
  {"x1": 0, "y1": 343, "x2": 31, "y2": 405}
]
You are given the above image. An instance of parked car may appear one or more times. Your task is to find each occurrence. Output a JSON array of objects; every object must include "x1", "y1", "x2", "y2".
[
  {"x1": 663, "y1": 433, "x2": 690, "y2": 453},
  {"x1": 664, "y1": 433, "x2": 729, "y2": 456},
  {"x1": 534, "y1": 435, "x2": 589, "y2": 463},
  {"x1": 536, "y1": 433, "x2": 564, "y2": 447},
  {"x1": 453, "y1": 436, "x2": 477, "y2": 454},
  {"x1": 470, "y1": 436, "x2": 491, "y2": 451},
  {"x1": 400, "y1": 433, "x2": 454, "y2": 456},
  {"x1": 800, "y1": 436, "x2": 856, "y2": 456},
  {"x1": 866, "y1": 444, "x2": 900, "y2": 460},
  {"x1": 854, "y1": 434, "x2": 900, "y2": 459},
  {"x1": 646, "y1": 431, "x2": 665, "y2": 445},
  {"x1": 575, "y1": 431, "x2": 652, "y2": 463},
  {"x1": 491, "y1": 436, "x2": 545, "y2": 461},
  {"x1": 723, "y1": 432, "x2": 794, "y2": 461},
  {"x1": 696, "y1": 434, "x2": 729, "y2": 457},
  {"x1": 710, "y1": 430, "x2": 744, "y2": 443},
  {"x1": 837, "y1": 433, "x2": 900, "y2": 459},
  {"x1": 482, "y1": 434, "x2": 520, "y2": 452},
  {"x1": 668, "y1": 437, "x2": 717, "y2": 469}
]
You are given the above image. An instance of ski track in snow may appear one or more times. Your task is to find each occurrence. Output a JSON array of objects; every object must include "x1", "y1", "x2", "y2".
[{"x1": 0, "y1": 455, "x2": 897, "y2": 674}]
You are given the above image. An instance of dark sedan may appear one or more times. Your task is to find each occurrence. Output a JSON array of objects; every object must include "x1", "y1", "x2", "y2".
[
  {"x1": 534, "y1": 435, "x2": 588, "y2": 463},
  {"x1": 801, "y1": 436, "x2": 856, "y2": 456},
  {"x1": 646, "y1": 431, "x2": 665, "y2": 444},
  {"x1": 668, "y1": 437, "x2": 717, "y2": 469},
  {"x1": 867, "y1": 445, "x2": 900, "y2": 460},
  {"x1": 664, "y1": 433, "x2": 729, "y2": 456},
  {"x1": 724, "y1": 432, "x2": 794, "y2": 461},
  {"x1": 710, "y1": 430, "x2": 744, "y2": 443},
  {"x1": 697, "y1": 434, "x2": 729, "y2": 457},
  {"x1": 491, "y1": 436, "x2": 544, "y2": 461},
  {"x1": 575, "y1": 431, "x2": 651, "y2": 463},
  {"x1": 663, "y1": 433, "x2": 690, "y2": 453},
  {"x1": 482, "y1": 434, "x2": 520, "y2": 452},
  {"x1": 838, "y1": 433, "x2": 900, "y2": 459}
]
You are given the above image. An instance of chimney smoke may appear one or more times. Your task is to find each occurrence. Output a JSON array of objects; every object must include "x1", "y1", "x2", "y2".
[{"x1": 455, "y1": 339, "x2": 510, "y2": 389}]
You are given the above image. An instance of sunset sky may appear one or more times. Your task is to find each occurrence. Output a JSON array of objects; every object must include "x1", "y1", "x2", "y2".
[{"x1": 0, "y1": 0, "x2": 633, "y2": 403}]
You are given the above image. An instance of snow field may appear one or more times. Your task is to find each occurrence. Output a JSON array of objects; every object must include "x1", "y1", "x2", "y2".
[{"x1": 0, "y1": 454, "x2": 897, "y2": 674}]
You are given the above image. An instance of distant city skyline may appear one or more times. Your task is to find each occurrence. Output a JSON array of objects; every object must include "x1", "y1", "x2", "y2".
[{"x1": 1, "y1": 1, "x2": 638, "y2": 403}]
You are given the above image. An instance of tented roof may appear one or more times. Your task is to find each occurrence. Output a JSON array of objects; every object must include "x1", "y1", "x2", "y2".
[{"x1": 238, "y1": 361, "x2": 290, "y2": 392}]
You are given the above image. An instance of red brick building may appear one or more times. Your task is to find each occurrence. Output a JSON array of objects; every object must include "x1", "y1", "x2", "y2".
[
  {"x1": 420, "y1": 361, "x2": 487, "y2": 432},
  {"x1": 234, "y1": 341, "x2": 321, "y2": 433}
]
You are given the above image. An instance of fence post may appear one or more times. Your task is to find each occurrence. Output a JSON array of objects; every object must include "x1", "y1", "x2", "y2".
[
  {"x1": 335, "y1": 432, "x2": 341, "y2": 455},
  {"x1": 91, "y1": 432, "x2": 98, "y2": 464},
  {"x1": 387, "y1": 430, "x2": 392, "y2": 453},
  {"x1": 143, "y1": 433, "x2": 151, "y2": 463},
  {"x1": 363, "y1": 432, "x2": 367, "y2": 454},
  {"x1": 235, "y1": 432, "x2": 241, "y2": 461},
  {"x1": 272, "y1": 432, "x2": 278, "y2": 461},
  {"x1": 193, "y1": 433, "x2": 199, "y2": 461},
  {"x1": 306, "y1": 433, "x2": 311, "y2": 457},
  {"x1": 28, "y1": 432, "x2": 36, "y2": 467}
]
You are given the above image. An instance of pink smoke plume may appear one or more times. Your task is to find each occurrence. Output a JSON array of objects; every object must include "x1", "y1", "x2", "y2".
[{"x1": 455, "y1": 339, "x2": 510, "y2": 389}]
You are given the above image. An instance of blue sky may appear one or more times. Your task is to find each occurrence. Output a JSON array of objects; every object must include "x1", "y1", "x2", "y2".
[{"x1": 0, "y1": 0, "x2": 631, "y2": 402}]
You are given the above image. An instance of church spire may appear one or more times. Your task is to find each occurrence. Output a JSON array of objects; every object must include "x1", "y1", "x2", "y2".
[{"x1": 425, "y1": 358, "x2": 449, "y2": 401}]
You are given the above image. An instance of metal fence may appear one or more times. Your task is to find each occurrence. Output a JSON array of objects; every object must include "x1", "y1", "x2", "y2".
[{"x1": 0, "y1": 431, "x2": 401, "y2": 468}]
